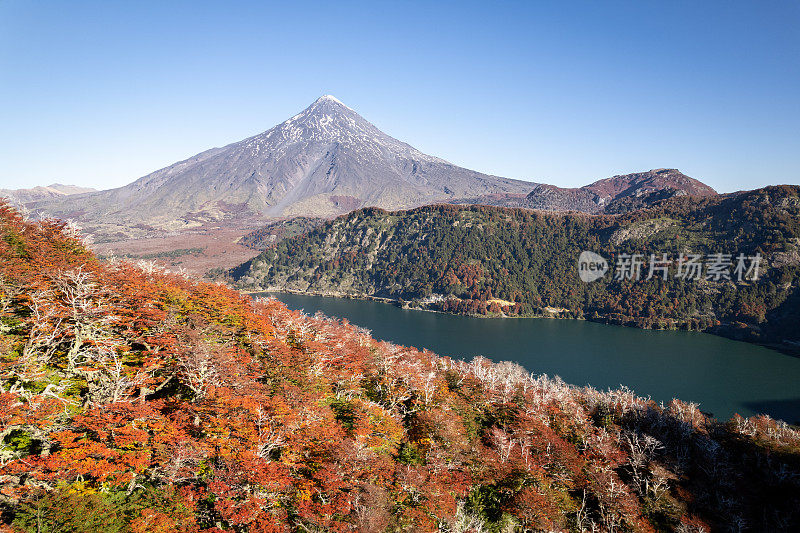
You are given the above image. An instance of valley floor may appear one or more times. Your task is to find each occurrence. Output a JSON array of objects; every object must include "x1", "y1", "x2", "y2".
[{"x1": 91, "y1": 222, "x2": 262, "y2": 277}]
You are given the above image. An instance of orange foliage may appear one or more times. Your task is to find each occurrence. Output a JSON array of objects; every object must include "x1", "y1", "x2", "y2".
[{"x1": 1, "y1": 201, "x2": 799, "y2": 531}]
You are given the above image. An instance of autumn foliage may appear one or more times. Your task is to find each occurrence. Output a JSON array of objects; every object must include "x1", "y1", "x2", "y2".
[{"x1": 1, "y1": 201, "x2": 799, "y2": 531}]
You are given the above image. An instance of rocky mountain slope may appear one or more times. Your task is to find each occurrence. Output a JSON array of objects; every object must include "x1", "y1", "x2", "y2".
[
  {"x1": 0, "y1": 183, "x2": 95, "y2": 206},
  {"x1": 234, "y1": 185, "x2": 800, "y2": 353},
  {"x1": 237, "y1": 216, "x2": 326, "y2": 251},
  {"x1": 26, "y1": 100, "x2": 718, "y2": 249},
  {"x1": 31, "y1": 96, "x2": 535, "y2": 238},
  {"x1": 458, "y1": 169, "x2": 717, "y2": 214}
]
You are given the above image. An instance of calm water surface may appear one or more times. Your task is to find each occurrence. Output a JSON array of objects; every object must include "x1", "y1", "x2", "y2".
[{"x1": 264, "y1": 292, "x2": 800, "y2": 423}]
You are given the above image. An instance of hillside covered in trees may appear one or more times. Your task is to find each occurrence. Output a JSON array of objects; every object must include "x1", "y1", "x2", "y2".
[
  {"x1": 3, "y1": 199, "x2": 800, "y2": 532},
  {"x1": 2, "y1": 201, "x2": 800, "y2": 531},
  {"x1": 234, "y1": 186, "x2": 800, "y2": 353}
]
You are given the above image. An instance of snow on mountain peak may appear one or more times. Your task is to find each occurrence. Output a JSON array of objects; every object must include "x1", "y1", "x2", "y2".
[
  {"x1": 308, "y1": 94, "x2": 352, "y2": 114},
  {"x1": 239, "y1": 95, "x2": 445, "y2": 165},
  {"x1": 317, "y1": 94, "x2": 344, "y2": 105}
]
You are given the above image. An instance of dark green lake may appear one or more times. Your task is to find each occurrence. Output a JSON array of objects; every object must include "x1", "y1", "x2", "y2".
[{"x1": 263, "y1": 292, "x2": 800, "y2": 423}]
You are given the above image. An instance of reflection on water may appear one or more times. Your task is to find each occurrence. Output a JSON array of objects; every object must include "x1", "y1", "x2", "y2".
[{"x1": 262, "y1": 292, "x2": 800, "y2": 423}]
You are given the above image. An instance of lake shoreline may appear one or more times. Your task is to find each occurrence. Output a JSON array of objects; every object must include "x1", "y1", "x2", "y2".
[
  {"x1": 243, "y1": 290, "x2": 800, "y2": 423},
  {"x1": 242, "y1": 287, "x2": 800, "y2": 357},
  {"x1": 243, "y1": 287, "x2": 564, "y2": 319}
]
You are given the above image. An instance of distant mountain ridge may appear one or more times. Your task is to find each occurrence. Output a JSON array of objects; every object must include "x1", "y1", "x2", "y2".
[
  {"x1": 31, "y1": 95, "x2": 535, "y2": 237},
  {"x1": 0, "y1": 183, "x2": 95, "y2": 206},
  {"x1": 27, "y1": 97, "x2": 722, "y2": 241},
  {"x1": 457, "y1": 169, "x2": 717, "y2": 214}
]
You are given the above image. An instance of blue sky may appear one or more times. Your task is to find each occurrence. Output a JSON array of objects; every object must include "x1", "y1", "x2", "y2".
[{"x1": 1, "y1": 0, "x2": 798, "y2": 193}]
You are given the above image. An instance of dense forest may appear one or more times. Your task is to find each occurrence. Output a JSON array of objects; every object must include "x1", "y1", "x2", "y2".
[{"x1": 234, "y1": 186, "x2": 800, "y2": 353}]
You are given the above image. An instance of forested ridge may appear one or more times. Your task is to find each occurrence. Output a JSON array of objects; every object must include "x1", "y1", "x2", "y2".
[
  {"x1": 2, "y1": 201, "x2": 800, "y2": 532},
  {"x1": 235, "y1": 186, "x2": 800, "y2": 352}
]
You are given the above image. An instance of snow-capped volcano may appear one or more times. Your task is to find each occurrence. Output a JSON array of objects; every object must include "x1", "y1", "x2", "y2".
[
  {"x1": 245, "y1": 95, "x2": 446, "y2": 166},
  {"x1": 33, "y1": 95, "x2": 535, "y2": 234}
]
